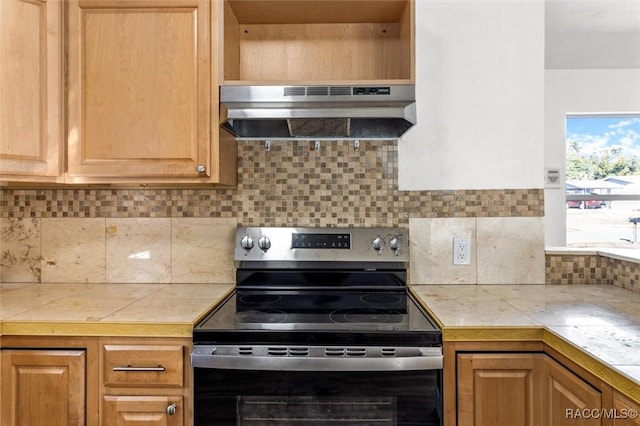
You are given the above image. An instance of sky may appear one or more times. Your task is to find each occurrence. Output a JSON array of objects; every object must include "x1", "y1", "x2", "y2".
[{"x1": 566, "y1": 115, "x2": 640, "y2": 159}]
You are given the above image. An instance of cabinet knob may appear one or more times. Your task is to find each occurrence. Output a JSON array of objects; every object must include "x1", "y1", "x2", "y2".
[
  {"x1": 196, "y1": 165, "x2": 206, "y2": 173},
  {"x1": 166, "y1": 403, "x2": 177, "y2": 416}
]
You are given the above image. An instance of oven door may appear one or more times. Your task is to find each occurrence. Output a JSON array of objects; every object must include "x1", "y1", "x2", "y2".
[{"x1": 192, "y1": 346, "x2": 442, "y2": 426}]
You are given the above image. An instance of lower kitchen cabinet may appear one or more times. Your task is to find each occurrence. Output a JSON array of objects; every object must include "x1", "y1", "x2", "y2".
[
  {"x1": 613, "y1": 391, "x2": 640, "y2": 426},
  {"x1": 451, "y1": 344, "x2": 633, "y2": 426},
  {"x1": 546, "y1": 355, "x2": 603, "y2": 426},
  {"x1": 0, "y1": 349, "x2": 86, "y2": 426},
  {"x1": 103, "y1": 395, "x2": 183, "y2": 426},
  {"x1": 0, "y1": 335, "x2": 191, "y2": 426},
  {"x1": 99, "y1": 338, "x2": 192, "y2": 426},
  {"x1": 457, "y1": 353, "x2": 545, "y2": 426}
]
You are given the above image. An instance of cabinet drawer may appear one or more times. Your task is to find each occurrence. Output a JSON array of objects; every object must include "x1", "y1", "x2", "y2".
[
  {"x1": 103, "y1": 395, "x2": 183, "y2": 426},
  {"x1": 103, "y1": 345, "x2": 183, "y2": 387}
]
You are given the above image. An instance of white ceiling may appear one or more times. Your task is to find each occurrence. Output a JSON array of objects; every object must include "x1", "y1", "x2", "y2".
[{"x1": 545, "y1": 0, "x2": 640, "y2": 69}]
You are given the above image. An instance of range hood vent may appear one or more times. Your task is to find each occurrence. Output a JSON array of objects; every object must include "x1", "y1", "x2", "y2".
[{"x1": 220, "y1": 85, "x2": 416, "y2": 140}]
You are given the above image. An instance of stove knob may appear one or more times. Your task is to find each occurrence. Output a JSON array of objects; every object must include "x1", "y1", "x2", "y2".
[
  {"x1": 372, "y1": 236, "x2": 384, "y2": 252},
  {"x1": 240, "y1": 235, "x2": 254, "y2": 250},
  {"x1": 258, "y1": 235, "x2": 271, "y2": 251},
  {"x1": 389, "y1": 237, "x2": 401, "y2": 254}
]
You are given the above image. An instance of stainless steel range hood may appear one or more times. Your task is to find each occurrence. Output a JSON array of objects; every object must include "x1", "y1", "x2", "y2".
[{"x1": 220, "y1": 85, "x2": 416, "y2": 140}]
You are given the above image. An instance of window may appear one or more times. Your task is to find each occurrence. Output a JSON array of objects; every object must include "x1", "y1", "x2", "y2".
[{"x1": 565, "y1": 115, "x2": 640, "y2": 247}]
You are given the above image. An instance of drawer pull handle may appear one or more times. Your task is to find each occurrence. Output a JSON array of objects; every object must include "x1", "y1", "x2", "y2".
[
  {"x1": 166, "y1": 404, "x2": 177, "y2": 416},
  {"x1": 112, "y1": 364, "x2": 166, "y2": 372}
]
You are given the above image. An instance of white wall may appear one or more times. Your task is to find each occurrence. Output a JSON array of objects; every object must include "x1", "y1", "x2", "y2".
[
  {"x1": 399, "y1": 0, "x2": 545, "y2": 190},
  {"x1": 544, "y1": 69, "x2": 640, "y2": 246}
]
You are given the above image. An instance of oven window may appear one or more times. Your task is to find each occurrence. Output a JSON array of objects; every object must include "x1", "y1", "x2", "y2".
[
  {"x1": 238, "y1": 396, "x2": 396, "y2": 425},
  {"x1": 194, "y1": 369, "x2": 441, "y2": 426}
]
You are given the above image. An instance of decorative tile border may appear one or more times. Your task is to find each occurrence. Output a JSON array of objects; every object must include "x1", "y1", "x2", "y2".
[
  {"x1": 545, "y1": 254, "x2": 609, "y2": 285},
  {"x1": 607, "y1": 257, "x2": 640, "y2": 294},
  {"x1": 546, "y1": 253, "x2": 640, "y2": 294},
  {"x1": 1, "y1": 141, "x2": 543, "y2": 226}
]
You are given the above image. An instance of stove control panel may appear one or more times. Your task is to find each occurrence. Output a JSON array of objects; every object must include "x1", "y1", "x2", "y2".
[
  {"x1": 235, "y1": 227, "x2": 409, "y2": 262},
  {"x1": 292, "y1": 233, "x2": 351, "y2": 249}
]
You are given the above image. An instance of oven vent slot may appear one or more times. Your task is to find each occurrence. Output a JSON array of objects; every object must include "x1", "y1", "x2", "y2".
[
  {"x1": 267, "y1": 347, "x2": 310, "y2": 357},
  {"x1": 325, "y1": 348, "x2": 345, "y2": 357},
  {"x1": 221, "y1": 346, "x2": 412, "y2": 359},
  {"x1": 268, "y1": 347, "x2": 289, "y2": 356},
  {"x1": 325, "y1": 348, "x2": 370, "y2": 357},
  {"x1": 238, "y1": 347, "x2": 253, "y2": 355},
  {"x1": 346, "y1": 348, "x2": 367, "y2": 357},
  {"x1": 288, "y1": 347, "x2": 310, "y2": 357}
]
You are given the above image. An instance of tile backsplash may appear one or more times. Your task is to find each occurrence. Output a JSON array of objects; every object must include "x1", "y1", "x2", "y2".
[
  {"x1": 546, "y1": 253, "x2": 640, "y2": 294},
  {"x1": 1, "y1": 141, "x2": 542, "y2": 224},
  {"x1": 409, "y1": 217, "x2": 546, "y2": 284},
  {"x1": 1, "y1": 217, "x2": 237, "y2": 284},
  {"x1": 1, "y1": 140, "x2": 543, "y2": 284}
]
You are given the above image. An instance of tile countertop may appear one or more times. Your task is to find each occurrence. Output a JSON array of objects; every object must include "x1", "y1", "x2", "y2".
[
  {"x1": 0, "y1": 283, "x2": 234, "y2": 337},
  {"x1": 411, "y1": 284, "x2": 640, "y2": 401},
  {"x1": 1, "y1": 282, "x2": 638, "y2": 401}
]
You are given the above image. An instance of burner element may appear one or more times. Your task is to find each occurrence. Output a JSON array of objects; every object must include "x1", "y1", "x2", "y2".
[
  {"x1": 330, "y1": 309, "x2": 403, "y2": 324},
  {"x1": 236, "y1": 310, "x2": 287, "y2": 324},
  {"x1": 238, "y1": 294, "x2": 282, "y2": 304},
  {"x1": 361, "y1": 294, "x2": 403, "y2": 307}
]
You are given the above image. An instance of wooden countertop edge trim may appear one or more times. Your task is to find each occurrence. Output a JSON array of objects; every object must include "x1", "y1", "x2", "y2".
[
  {"x1": 542, "y1": 328, "x2": 640, "y2": 404},
  {"x1": 0, "y1": 321, "x2": 194, "y2": 338},
  {"x1": 441, "y1": 325, "x2": 640, "y2": 404},
  {"x1": 442, "y1": 326, "x2": 544, "y2": 341}
]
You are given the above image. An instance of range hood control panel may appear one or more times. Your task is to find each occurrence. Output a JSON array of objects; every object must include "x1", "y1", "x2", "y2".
[{"x1": 353, "y1": 86, "x2": 390, "y2": 95}]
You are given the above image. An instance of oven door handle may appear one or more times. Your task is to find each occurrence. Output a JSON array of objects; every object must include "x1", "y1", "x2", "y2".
[{"x1": 191, "y1": 347, "x2": 443, "y2": 371}]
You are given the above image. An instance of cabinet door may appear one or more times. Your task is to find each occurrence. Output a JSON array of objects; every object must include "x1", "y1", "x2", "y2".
[
  {"x1": 67, "y1": 0, "x2": 211, "y2": 181},
  {"x1": 457, "y1": 353, "x2": 544, "y2": 426},
  {"x1": 103, "y1": 395, "x2": 183, "y2": 426},
  {"x1": 0, "y1": 0, "x2": 63, "y2": 182},
  {"x1": 545, "y1": 356, "x2": 603, "y2": 426},
  {"x1": 612, "y1": 391, "x2": 640, "y2": 426},
  {"x1": 1, "y1": 350, "x2": 85, "y2": 426}
]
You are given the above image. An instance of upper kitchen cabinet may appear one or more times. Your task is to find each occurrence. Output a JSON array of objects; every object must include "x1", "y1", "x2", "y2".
[
  {"x1": 222, "y1": 0, "x2": 415, "y2": 84},
  {"x1": 66, "y1": 0, "x2": 236, "y2": 185},
  {"x1": 0, "y1": 0, "x2": 64, "y2": 183}
]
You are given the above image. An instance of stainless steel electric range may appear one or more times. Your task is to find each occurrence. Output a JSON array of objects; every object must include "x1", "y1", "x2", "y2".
[{"x1": 192, "y1": 227, "x2": 442, "y2": 426}]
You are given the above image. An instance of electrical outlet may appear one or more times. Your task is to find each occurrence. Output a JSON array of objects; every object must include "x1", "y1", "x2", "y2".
[{"x1": 453, "y1": 237, "x2": 471, "y2": 265}]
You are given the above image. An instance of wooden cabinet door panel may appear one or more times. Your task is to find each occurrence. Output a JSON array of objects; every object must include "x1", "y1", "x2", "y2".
[
  {"x1": 457, "y1": 353, "x2": 544, "y2": 426},
  {"x1": 103, "y1": 395, "x2": 183, "y2": 426},
  {"x1": 545, "y1": 356, "x2": 603, "y2": 426},
  {"x1": 612, "y1": 391, "x2": 640, "y2": 426},
  {"x1": 67, "y1": 0, "x2": 210, "y2": 179},
  {"x1": 1, "y1": 350, "x2": 85, "y2": 426},
  {"x1": 0, "y1": 0, "x2": 63, "y2": 180}
]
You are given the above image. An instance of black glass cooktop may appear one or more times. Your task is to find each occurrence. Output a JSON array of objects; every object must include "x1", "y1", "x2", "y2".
[{"x1": 193, "y1": 290, "x2": 441, "y2": 347}]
